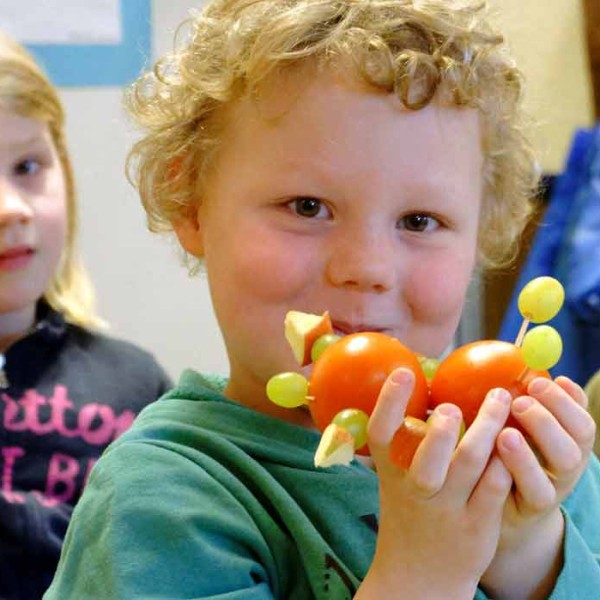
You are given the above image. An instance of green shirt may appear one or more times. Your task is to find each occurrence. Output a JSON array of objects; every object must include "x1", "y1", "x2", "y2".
[{"x1": 46, "y1": 370, "x2": 600, "y2": 599}]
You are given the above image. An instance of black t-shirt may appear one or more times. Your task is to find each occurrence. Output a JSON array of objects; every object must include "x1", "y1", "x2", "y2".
[{"x1": 0, "y1": 303, "x2": 172, "y2": 599}]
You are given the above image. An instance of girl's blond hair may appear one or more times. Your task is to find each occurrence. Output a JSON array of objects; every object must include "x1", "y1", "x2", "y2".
[
  {"x1": 126, "y1": 0, "x2": 538, "y2": 269},
  {"x1": 0, "y1": 31, "x2": 102, "y2": 329}
]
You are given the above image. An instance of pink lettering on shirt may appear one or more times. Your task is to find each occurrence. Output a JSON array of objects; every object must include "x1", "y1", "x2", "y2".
[
  {"x1": 1, "y1": 447, "x2": 25, "y2": 503},
  {"x1": 1, "y1": 384, "x2": 136, "y2": 444},
  {"x1": 1, "y1": 384, "x2": 140, "y2": 506},
  {"x1": 44, "y1": 452, "x2": 79, "y2": 504}
]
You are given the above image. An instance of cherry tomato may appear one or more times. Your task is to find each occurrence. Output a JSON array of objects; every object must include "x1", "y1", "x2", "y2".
[
  {"x1": 309, "y1": 332, "x2": 429, "y2": 455},
  {"x1": 430, "y1": 340, "x2": 550, "y2": 428},
  {"x1": 389, "y1": 416, "x2": 428, "y2": 469}
]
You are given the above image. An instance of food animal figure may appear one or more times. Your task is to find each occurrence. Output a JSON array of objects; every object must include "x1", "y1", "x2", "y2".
[{"x1": 266, "y1": 276, "x2": 565, "y2": 468}]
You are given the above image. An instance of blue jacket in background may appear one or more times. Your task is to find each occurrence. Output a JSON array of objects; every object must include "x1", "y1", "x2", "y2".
[{"x1": 499, "y1": 126, "x2": 600, "y2": 387}]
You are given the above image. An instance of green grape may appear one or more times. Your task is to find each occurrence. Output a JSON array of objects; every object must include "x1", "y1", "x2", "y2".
[
  {"x1": 310, "y1": 333, "x2": 342, "y2": 363},
  {"x1": 266, "y1": 372, "x2": 308, "y2": 408},
  {"x1": 517, "y1": 276, "x2": 565, "y2": 323},
  {"x1": 521, "y1": 325, "x2": 563, "y2": 371},
  {"x1": 418, "y1": 356, "x2": 441, "y2": 382},
  {"x1": 332, "y1": 408, "x2": 369, "y2": 450}
]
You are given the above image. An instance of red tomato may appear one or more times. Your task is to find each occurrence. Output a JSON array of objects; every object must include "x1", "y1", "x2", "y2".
[
  {"x1": 430, "y1": 340, "x2": 550, "y2": 428},
  {"x1": 389, "y1": 416, "x2": 428, "y2": 469},
  {"x1": 309, "y1": 332, "x2": 429, "y2": 455}
]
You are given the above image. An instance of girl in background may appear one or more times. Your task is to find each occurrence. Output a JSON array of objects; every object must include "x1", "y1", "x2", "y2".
[{"x1": 0, "y1": 31, "x2": 172, "y2": 599}]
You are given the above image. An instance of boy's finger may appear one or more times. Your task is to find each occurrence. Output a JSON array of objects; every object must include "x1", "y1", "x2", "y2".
[
  {"x1": 553, "y1": 375, "x2": 588, "y2": 409},
  {"x1": 526, "y1": 378, "x2": 596, "y2": 452},
  {"x1": 368, "y1": 368, "x2": 415, "y2": 466},
  {"x1": 509, "y1": 395, "x2": 584, "y2": 475},
  {"x1": 408, "y1": 403, "x2": 463, "y2": 496},
  {"x1": 445, "y1": 388, "x2": 511, "y2": 500},
  {"x1": 468, "y1": 454, "x2": 512, "y2": 519},
  {"x1": 497, "y1": 427, "x2": 556, "y2": 511}
]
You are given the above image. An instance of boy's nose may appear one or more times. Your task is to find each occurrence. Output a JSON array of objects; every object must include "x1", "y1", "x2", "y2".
[
  {"x1": 0, "y1": 179, "x2": 33, "y2": 226},
  {"x1": 326, "y1": 230, "x2": 396, "y2": 293}
]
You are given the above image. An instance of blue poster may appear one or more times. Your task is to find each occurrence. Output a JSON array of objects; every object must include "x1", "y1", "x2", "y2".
[{"x1": 25, "y1": 0, "x2": 151, "y2": 87}]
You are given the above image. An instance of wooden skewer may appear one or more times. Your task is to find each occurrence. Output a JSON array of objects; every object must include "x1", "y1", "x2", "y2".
[
  {"x1": 514, "y1": 316, "x2": 531, "y2": 383},
  {"x1": 516, "y1": 364, "x2": 531, "y2": 385},
  {"x1": 514, "y1": 317, "x2": 530, "y2": 348}
]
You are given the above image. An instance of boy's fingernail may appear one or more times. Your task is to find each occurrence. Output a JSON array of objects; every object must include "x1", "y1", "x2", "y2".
[
  {"x1": 529, "y1": 378, "x2": 549, "y2": 394},
  {"x1": 391, "y1": 369, "x2": 413, "y2": 385},
  {"x1": 489, "y1": 388, "x2": 510, "y2": 404},
  {"x1": 512, "y1": 395, "x2": 533, "y2": 413},
  {"x1": 500, "y1": 429, "x2": 522, "y2": 451},
  {"x1": 436, "y1": 403, "x2": 461, "y2": 420}
]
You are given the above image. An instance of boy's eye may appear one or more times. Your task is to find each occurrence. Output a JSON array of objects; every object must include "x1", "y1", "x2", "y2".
[
  {"x1": 289, "y1": 196, "x2": 330, "y2": 219},
  {"x1": 399, "y1": 213, "x2": 440, "y2": 232},
  {"x1": 14, "y1": 158, "x2": 41, "y2": 176}
]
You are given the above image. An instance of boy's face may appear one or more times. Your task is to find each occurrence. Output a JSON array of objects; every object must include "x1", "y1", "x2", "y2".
[
  {"x1": 176, "y1": 68, "x2": 483, "y2": 411},
  {"x1": 0, "y1": 111, "x2": 66, "y2": 333}
]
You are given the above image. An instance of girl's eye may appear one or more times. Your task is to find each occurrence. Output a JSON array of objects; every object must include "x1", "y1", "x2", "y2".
[
  {"x1": 289, "y1": 196, "x2": 330, "y2": 219},
  {"x1": 14, "y1": 158, "x2": 41, "y2": 177},
  {"x1": 399, "y1": 213, "x2": 440, "y2": 232}
]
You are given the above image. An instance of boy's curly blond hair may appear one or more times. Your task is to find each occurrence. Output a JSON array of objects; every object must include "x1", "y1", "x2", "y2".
[
  {"x1": 0, "y1": 32, "x2": 102, "y2": 328},
  {"x1": 126, "y1": 0, "x2": 538, "y2": 269}
]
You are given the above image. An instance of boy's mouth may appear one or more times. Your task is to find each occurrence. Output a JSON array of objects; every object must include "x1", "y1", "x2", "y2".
[{"x1": 331, "y1": 320, "x2": 388, "y2": 336}]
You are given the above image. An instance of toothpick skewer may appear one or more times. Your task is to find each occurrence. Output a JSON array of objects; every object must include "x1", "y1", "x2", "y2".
[
  {"x1": 516, "y1": 364, "x2": 530, "y2": 384},
  {"x1": 514, "y1": 315, "x2": 531, "y2": 383},
  {"x1": 514, "y1": 317, "x2": 530, "y2": 349}
]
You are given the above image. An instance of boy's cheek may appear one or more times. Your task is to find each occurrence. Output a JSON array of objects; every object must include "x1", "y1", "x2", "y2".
[
  {"x1": 413, "y1": 258, "x2": 470, "y2": 304},
  {"x1": 405, "y1": 262, "x2": 472, "y2": 333},
  {"x1": 217, "y1": 241, "x2": 321, "y2": 300}
]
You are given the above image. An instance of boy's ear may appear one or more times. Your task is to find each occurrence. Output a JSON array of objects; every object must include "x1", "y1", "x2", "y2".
[{"x1": 172, "y1": 209, "x2": 204, "y2": 258}]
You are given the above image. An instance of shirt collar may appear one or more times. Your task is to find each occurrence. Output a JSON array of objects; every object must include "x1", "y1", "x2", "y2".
[{"x1": 34, "y1": 299, "x2": 68, "y2": 342}]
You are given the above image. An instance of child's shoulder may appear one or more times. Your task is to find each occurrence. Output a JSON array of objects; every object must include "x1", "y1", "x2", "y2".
[
  {"x1": 43, "y1": 308, "x2": 173, "y2": 392},
  {"x1": 67, "y1": 323, "x2": 156, "y2": 362},
  {"x1": 36, "y1": 302, "x2": 162, "y2": 369}
]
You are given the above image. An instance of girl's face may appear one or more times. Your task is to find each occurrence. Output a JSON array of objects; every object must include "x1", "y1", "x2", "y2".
[
  {"x1": 0, "y1": 111, "x2": 67, "y2": 336},
  {"x1": 175, "y1": 68, "x2": 483, "y2": 419}
]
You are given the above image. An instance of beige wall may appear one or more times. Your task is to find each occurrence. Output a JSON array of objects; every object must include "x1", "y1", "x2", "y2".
[{"x1": 489, "y1": 0, "x2": 595, "y2": 173}]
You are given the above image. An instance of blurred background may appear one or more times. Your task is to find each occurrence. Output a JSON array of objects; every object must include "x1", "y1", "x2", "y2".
[{"x1": 1, "y1": 0, "x2": 598, "y2": 383}]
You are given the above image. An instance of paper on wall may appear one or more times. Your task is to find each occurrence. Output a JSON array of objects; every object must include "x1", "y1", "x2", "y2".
[{"x1": 0, "y1": 0, "x2": 121, "y2": 45}]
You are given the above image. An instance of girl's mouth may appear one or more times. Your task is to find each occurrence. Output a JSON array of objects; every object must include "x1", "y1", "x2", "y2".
[{"x1": 0, "y1": 246, "x2": 34, "y2": 271}]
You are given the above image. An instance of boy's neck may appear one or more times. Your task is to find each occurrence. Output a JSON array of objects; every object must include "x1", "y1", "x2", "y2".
[
  {"x1": 0, "y1": 304, "x2": 36, "y2": 352},
  {"x1": 225, "y1": 372, "x2": 316, "y2": 429}
]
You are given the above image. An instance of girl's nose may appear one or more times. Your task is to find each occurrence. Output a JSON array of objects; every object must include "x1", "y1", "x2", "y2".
[
  {"x1": 326, "y1": 228, "x2": 397, "y2": 293},
  {"x1": 0, "y1": 180, "x2": 33, "y2": 226}
]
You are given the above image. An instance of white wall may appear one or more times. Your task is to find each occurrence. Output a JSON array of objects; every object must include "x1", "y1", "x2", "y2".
[{"x1": 62, "y1": 1, "x2": 228, "y2": 380}]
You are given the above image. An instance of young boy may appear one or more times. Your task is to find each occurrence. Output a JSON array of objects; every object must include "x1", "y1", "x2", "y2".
[{"x1": 46, "y1": 1, "x2": 600, "y2": 598}]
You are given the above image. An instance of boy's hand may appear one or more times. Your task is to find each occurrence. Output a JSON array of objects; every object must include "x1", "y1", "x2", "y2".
[
  {"x1": 481, "y1": 376, "x2": 596, "y2": 599},
  {"x1": 356, "y1": 369, "x2": 513, "y2": 600}
]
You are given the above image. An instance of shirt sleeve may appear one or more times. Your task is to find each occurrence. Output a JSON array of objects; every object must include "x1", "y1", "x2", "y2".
[
  {"x1": 44, "y1": 440, "x2": 279, "y2": 600},
  {"x1": 474, "y1": 457, "x2": 600, "y2": 600},
  {"x1": 549, "y1": 457, "x2": 600, "y2": 599}
]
